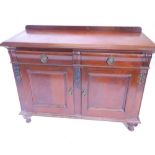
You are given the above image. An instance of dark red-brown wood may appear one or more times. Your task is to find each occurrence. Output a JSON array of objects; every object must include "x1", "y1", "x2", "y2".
[
  {"x1": 1, "y1": 25, "x2": 155, "y2": 51},
  {"x1": 1, "y1": 25, "x2": 155, "y2": 131},
  {"x1": 81, "y1": 67, "x2": 146, "y2": 122}
]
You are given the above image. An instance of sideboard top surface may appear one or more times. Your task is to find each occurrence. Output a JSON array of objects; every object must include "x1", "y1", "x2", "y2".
[{"x1": 1, "y1": 25, "x2": 155, "y2": 51}]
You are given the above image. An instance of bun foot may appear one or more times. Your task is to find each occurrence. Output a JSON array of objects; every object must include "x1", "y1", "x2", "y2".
[
  {"x1": 124, "y1": 123, "x2": 138, "y2": 131},
  {"x1": 25, "y1": 117, "x2": 31, "y2": 123},
  {"x1": 23, "y1": 115, "x2": 31, "y2": 123}
]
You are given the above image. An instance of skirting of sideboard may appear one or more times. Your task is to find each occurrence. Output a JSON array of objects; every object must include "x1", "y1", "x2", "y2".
[{"x1": 20, "y1": 111, "x2": 140, "y2": 124}]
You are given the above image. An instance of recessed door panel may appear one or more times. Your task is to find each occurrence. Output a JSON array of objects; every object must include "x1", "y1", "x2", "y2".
[
  {"x1": 82, "y1": 68, "x2": 140, "y2": 120},
  {"x1": 20, "y1": 65, "x2": 74, "y2": 115},
  {"x1": 88, "y1": 73, "x2": 130, "y2": 111},
  {"x1": 28, "y1": 70, "x2": 67, "y2": 107}
]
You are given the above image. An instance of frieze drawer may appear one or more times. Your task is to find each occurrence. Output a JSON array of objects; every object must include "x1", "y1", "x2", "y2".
[
  {"x1": 14, "y1": 50, "x2": 73, "y2": 66},
  {"x1": 81, "y1": 52, "x2": 151, "y2": 68}
]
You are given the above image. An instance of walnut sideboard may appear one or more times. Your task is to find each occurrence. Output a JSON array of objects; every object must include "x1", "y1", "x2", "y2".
[{"x1": 1, "y1": 25, "x2": 155, "y2": 131}]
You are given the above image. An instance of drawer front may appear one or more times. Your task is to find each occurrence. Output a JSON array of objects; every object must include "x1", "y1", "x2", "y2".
[
  {"x1": 81, "y1": 52, "x2": 151, "y2": 68},
  {"x1": 15, "y1": 50, "x2": 73, "y2": 66}
]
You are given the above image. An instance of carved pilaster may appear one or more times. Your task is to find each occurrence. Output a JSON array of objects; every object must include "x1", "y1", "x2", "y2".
[
  {"x1": 8, "y1": 48, "x2": 22, "y2": 83},
  {"x1": 12, "y1": 63, "x2": 21, "y2": 83},
  {"x1": 138, "y1": 72, "x2": 147, "y2": 86},
  {"x1": 73, "y1": 51, "x2": 81, "y2": 114},
  {"x1": 8, "y1": 47, "x2": 17, "y2": 63},
  {"x1": 145, "y1": 53, "x2": 152, "y2": 64},
  {"x1": 73, "y1": 51, "x2": 81, "y2": 89},
  {"x1": 74, "y1": 67, "x2": 81, "y2": 88},
  {"x1": 141, "y1": 53, "x2": 152, "y2": 67}
]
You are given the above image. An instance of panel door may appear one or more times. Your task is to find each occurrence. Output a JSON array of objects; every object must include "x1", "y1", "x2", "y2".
[
  {"x1": 20, "y1": 65, "x2": 74, "y2": 116},
  {"x1": 81, "y1": 67, "x2": 145, "y2": 121}
]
